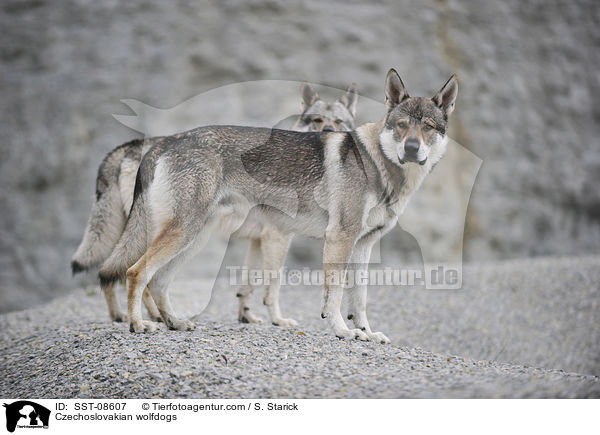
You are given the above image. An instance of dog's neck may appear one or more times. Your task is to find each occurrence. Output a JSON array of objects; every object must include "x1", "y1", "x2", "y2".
[{"x1": 354, "y1": 121, "x2": 437, "y2": 214}]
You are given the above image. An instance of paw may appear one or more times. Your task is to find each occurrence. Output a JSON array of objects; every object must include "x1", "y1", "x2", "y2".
[
  {"x1": 166, "y1": 318, "x2": 196, "y2": 331},
  {"x1": 129, "y1": 320, "x2": 159, "y2": 333},
  {"x1": 239, "y1": 310, "x2": 264, "y2": 325},
  {"x1": 334, "y1": 328, "x2": 369, "y2": 341},
  {"x1": 271, "y1": 317, "x2": 298, "y2": 328},
  {"x1": 368, "y1": 331, "x2": 390, "y2": 344},
  {"x1": 351, "y1": 328, "x2": 369, "y2": 341}
]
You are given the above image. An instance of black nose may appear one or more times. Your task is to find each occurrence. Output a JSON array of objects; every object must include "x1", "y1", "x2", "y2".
[
  {"x1": 322, "y1": 126, "x2": 335, "y2": 132},
  {"x1": 404, "y1": 138, "x2": 420, "y2": 154}
]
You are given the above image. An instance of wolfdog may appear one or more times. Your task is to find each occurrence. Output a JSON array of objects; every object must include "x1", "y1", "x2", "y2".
[
  {"x1": 97, "y1": 69, "x2": 458, "y2": 343},
  {"x1": 72, "y1": 83, "x2": 358, "y2": 325}
]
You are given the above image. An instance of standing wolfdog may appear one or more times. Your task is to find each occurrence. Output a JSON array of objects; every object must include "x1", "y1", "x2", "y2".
[
  {"x1": 72, "y1": 83, "x2": 358, "y2": 325},
  {"x1": 98, "y1": 69, "x2": 458, "y2": 342}
]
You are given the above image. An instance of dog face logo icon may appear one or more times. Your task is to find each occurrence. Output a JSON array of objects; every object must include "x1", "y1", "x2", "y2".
[{"x1": 3, "y1": 401, "x2": 50, "y2": 432}]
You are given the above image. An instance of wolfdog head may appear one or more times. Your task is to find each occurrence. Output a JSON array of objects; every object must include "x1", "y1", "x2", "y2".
[
  {"x1": 292, "y1": 82, "x2": 358, "y2": 132},
  {"x1": 379, "y1": 69, "x2": 458, "y2": 167}
]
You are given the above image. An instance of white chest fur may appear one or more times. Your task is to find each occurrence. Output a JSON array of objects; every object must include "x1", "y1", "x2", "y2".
[{"x1": 392, "y1": 162, "x2": 431, "y2": 215}]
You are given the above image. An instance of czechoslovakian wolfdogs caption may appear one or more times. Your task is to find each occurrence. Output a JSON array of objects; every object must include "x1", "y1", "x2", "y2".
[
  {"x1": 95, "y1": 69, "x2": 457, "y2": 343},
  {"x1": 72, "y1": 83, "x2": 359, "y2": 326}
]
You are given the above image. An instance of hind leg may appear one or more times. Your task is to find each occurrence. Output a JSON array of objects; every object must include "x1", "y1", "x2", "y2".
[
  {"x1": 148, "y1": 268, "x2": 195, "y2": 331},
  {"x1": 101, "y1": 281, "x2": 127, "y2": 322},
  {"x1": 148, "y1": 250, "x2": 197, "y2": 331},
  {"x1": 261, "y1": 230, "x2": 295, "y2": 327},
  {"x1": 126, "y1": 222, "x2": 187, "y2": 333},
  {"x1": 104, "y1": 282, "x2": 161, "y2": 322},
  {"x1": 142, "y1": 287, "x2": 162, "y2": 322},
  {"x1": 147, "y1": 221, "x2": 216, "y2": 331},
  {"x1": 237, "y1": 238, "x2": 264, "y2": 324}
]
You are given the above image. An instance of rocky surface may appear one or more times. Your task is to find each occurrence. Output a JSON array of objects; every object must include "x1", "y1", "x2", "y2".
[
  {"x1": 1, "y1": 1, "x2": 599, "y2": 311},
  {"x1": 1, "y1": 256, "x2": 599, "y2": 398}
]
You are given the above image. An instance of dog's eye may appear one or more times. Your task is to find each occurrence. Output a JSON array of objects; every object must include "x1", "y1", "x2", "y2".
[
  {"x1": 396, "y1": 121, "x2": 408, "y2": 129},
  {"x1": 334, "y1": 119, "x2": 343, "y2": 124},
  {"x1": 313, "y1": 118, "x2": 323, "y2": 124},
  {"x1": 423, "y1": 119, "x2": 437, "y2": 132}
]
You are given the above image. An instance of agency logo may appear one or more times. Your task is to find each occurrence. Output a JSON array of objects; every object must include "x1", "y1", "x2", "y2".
[{"x1": 3, "y1": 401, "x2": 50, "y2": 433}]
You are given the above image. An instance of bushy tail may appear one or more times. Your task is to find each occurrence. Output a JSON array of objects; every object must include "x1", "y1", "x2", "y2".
[
  {"x1": 97, "y1": 191, "x2": 150, "y2": 286},
  {"x1": 71, "y1": 185, "x2": 127, "y2": 274},
  {"x1": 71, "y1": 140, "x2": 143, "y2": 275}
]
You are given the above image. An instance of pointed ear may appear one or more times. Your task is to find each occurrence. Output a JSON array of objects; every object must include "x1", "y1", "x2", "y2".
[
  {"x1": 385, "y1": 68, "x2": 409, "y2": 110},
  {"x1": 338, "y1": 83, "x2": 359, "y2": 117},
  {"x1": 300, "y1": 82, "x2": 319, "y2": 112},
  {"x1": 432, "y1": 75, "x2": 458, "y2": 115}
]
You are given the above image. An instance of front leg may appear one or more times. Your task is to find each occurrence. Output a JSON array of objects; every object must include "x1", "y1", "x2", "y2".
[
  {"x1": 347, "y1": 288, "x2": 390, "y2": 344},
  {"x1": 346, "y1": 243, "x2": 390, "y2": 344},
  {"x1": 322, "y1": 228, "x2": 368, "y2": 341}
]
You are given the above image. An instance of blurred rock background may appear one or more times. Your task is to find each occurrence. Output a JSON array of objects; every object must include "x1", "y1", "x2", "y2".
[{"x1": 1, "y1": 0, "x2": 599, "y2": 311}]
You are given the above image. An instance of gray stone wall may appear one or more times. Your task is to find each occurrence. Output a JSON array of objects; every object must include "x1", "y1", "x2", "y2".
[{"x1": 1, "y1": 0, "x2": 598, "y2": 311}]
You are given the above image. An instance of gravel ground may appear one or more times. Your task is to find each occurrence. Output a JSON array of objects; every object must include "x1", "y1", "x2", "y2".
[{"x1": 1, "y1": 256, "x2": 599, "y2": 398}]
